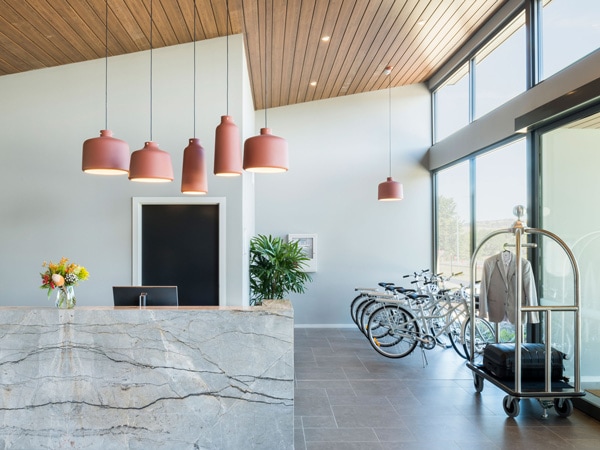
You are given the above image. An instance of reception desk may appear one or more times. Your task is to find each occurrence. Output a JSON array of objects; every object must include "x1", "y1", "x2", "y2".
[{"x1": 0, "y1": 302, "x2": 293, "y2": 449}]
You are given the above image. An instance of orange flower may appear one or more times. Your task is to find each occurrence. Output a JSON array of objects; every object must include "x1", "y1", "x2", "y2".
[{"x1": 51, "y1": 274, "x2": 65, "y2": 287}]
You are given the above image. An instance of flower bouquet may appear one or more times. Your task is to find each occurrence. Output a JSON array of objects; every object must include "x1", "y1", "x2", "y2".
[{"x1": 40, "y1": 257, "x2": 89, "y2": 308}]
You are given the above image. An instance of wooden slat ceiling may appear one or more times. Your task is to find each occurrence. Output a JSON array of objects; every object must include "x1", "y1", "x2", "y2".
[{"x1": 0, "y1": 0, "x2": 506, "y2": 110}]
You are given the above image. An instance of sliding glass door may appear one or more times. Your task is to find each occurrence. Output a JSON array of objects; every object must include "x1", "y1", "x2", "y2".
[{"x1": 539, "y1": 110, "x2": 600, "y2": 390}]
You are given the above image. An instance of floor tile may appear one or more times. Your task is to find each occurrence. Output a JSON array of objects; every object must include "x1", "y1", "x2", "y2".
[{"x1": 294, "y1": 327, "x2": 600, "y2": 449}]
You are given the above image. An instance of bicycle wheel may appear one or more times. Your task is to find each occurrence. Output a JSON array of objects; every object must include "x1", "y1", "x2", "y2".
[
  {"x1": 462, "y1": 317, "x2": 495, "y2": 359},
  {"x1": 447, "y1": 308, "x2": 468, "y2": 359},
  {"x1": 359, "y1": 299, "x2": 381, "y2": 336},
  {"x1": 350, "y1": 293, "x2": 369, "y2": 326},
  {"x1": 366, "y1": 305, "x2": 419, "y2": 358}
]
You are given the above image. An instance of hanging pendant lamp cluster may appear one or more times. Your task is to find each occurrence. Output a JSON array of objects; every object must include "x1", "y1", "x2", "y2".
[
  {"x1": 377, "y1": 66, "x2": 403, "y2": 202},
  {"x1": 82, "y1": 0, "x2": 288, "y2": 188}
]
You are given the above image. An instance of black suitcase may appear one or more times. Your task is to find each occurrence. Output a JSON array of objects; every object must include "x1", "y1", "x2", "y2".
[{"x1": 483, "y1": 343, "x2": 565, "y2": 381}]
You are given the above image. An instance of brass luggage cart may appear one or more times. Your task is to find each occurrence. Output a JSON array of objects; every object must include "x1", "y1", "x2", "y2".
[{"x1": 466, "y1": 206, "x2": 585, "y2": 418}]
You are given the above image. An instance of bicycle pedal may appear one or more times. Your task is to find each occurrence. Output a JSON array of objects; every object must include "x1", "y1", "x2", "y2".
[{"x1": 373, "y1": 338, "x2": 380, "y2": 347}]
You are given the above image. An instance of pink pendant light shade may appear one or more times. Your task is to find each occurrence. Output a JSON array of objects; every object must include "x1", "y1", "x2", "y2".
[
  {"x1": 243, "y1": 128, "x2": 288, "y2": 173},
  {"x1": 181, "y1": 138, "x2": 208, "y2": 194},
  {"x1": 128, "y1": 141, "x2": 174, "y2": 182},
  {"x1": 82, "y1": 130, "x2": 130, "y2": 175},
  {"x1": 378, "y1": 177, "x2": 403, "y2": 201},
  {"x1": 214, "y1": 115, "x2": 242, "y2": 176}
]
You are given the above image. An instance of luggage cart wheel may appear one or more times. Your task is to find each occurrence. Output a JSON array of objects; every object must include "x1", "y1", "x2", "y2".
[
  {"x1": 553, "y1": 398, "x2": 573, "y2": 418},
  {"x1": 503, "y1": 395, "x2": 520, "y2": 418},
  {"x1": 473, "y1": 374, "x2": 484, "y2": 393}
]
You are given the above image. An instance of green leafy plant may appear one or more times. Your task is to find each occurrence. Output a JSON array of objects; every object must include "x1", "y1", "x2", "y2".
[{"x1": 249, "y1": 234, "x2": 312, "y2": 304}]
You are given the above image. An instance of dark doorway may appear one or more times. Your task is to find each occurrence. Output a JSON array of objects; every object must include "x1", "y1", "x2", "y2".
[{"x1": 141, "y1": 204, "x2": 219, "y2": 306}]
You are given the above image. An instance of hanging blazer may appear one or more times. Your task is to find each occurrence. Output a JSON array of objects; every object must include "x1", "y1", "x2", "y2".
[{"x1": 478, "y1": 252, "x2": 539, "y2": 324}]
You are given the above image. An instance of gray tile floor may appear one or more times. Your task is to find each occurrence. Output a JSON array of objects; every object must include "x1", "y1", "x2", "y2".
[{"x1": 294, "y1": 327, "x2": 600, "y2": 449}]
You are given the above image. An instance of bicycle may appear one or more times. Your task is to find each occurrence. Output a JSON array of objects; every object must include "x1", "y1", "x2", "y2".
[{"x1": 366, "y1": 275, "x2": 496, "y2": 360}]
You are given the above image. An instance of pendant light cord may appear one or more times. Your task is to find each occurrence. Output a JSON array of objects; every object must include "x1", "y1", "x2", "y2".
[
  {"x1": 263, "y1": 0, "x2": 269, "y2": 128},
  {"x1": 193, "y1": 0, "x2": 197, "y2": 137},
  {"x1": 149, "y1": 0, "x2": 153, "y2": 141},
  {"x1": 388, "y1": 69, "x2": 392, "y2": 178},
  {"x1": 226, "y1": 0, "x2": 229, "y2": 116},
  {"x1": 104, "y1": 0, "x2": 109, "y2": 130}
]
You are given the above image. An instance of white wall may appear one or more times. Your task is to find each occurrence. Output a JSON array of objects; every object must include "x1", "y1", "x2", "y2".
[
  {"x1": 253, "y1": 85, "x2": 432, "y2": 326},
  {"x1": 0, "y1": 34, "x2": 432, "y2": 324},
  {"x1": 0, "y1": 35, "x2": 253, "y2": 307}
]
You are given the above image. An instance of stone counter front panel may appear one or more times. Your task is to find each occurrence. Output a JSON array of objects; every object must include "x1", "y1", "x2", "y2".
[{"x1": 0, "y1": 305, "x2": 293, "y2": 449}]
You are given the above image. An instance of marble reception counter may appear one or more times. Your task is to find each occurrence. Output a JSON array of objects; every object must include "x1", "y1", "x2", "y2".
[{"x1": 0, "y1": 302, "x2": 293, "y2": 449}]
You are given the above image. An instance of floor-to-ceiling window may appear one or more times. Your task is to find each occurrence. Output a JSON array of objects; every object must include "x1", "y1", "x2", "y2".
[
  {"x1": 435, "y1": 161, "x2": 471, "y2": 281},
  {"x1": 431, "y1": 0, "x2": 600, "y2": 412},
  {"x1": 539, "y1": 110, "x2": 600, "y2": 394},
  {"x1": 434, "y1": 139, "x2": 527, "y2": 286}
]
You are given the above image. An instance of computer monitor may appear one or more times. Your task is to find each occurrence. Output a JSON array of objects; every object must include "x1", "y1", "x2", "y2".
[{"x1": 112, "y1": 286, "x2": 179, "y2": 307}]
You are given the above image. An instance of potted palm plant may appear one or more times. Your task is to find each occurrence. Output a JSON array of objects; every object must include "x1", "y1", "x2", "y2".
[{"x1": 249, "y1": 234, "x2": 313, "y2": 305}]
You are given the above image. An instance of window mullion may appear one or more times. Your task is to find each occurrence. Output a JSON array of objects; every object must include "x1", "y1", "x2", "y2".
[
  {"x1": 526, "y1": 0, "x2": 542, "y2": 88},
  {"x1": 469, "y1": 58, "x2": 476, "y2": 122}
]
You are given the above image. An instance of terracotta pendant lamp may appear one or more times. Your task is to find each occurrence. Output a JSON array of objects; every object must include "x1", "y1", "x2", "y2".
[
  {"x1": 82, "y1": 0, "x2": 129, "y2": 175},
  {"x1": 181, "y1": 0, "x2": 208, "y2": 194},
  {"x1": 377, "y1": 66, "x2": 403, "y2": 201},
  {"x1": 214, "y1": 0, "x2": 242, "y2": 176},
  {"x1": 129, "y1": 0, "x2": 173, "y2": 183},
  {"x1": 243, "y1": 0, "x2": 288, "y2": 173}
]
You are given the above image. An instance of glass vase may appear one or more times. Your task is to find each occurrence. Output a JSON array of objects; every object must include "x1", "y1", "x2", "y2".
[{"x1": 55, "y1": 285, "x2": 76, "y2": 309}]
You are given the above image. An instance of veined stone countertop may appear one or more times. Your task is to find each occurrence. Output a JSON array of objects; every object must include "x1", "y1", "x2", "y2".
[{"x1": 0, "y1": 301, "x2": 294, "y2": 449}]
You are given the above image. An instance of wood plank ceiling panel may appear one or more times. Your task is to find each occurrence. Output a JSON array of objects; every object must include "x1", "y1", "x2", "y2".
[
  {"x1": 289, "y1": 0, "x2": 330, "y2": 107},
  {"x1": 311, "y1": 0, "x2": 370, "y2": 103},
  {"x1": 302, "y1": 0, "x2": 346, "y2": 106},
  {"x1": 404, "y1": 0, "x2": 503, "y2": 85},
  {"x1": 362, "y1": 0, "x2": 434, "y2": 93},
  {"x1": 0, "y1": 0, "x2": 72, "y2": 68},
  {"x1": 345, "y1": 0, "x2": 423, "y2": 95},
  {"x1": 0, "y1": 0, "x2": 509, "y2": 109},
  {"x1": 110, "y1": 0, "x2": 151, "y2": 51},
  {"x1": 269, "y1": 0, "x2": 287, "y2": 109},
  {"x1": 323, "y1": 0, "x2": 391, "y2": 100},
  {"x1": 340, "y1": 0, "x2": 416, "y2": 98},
  {"x1": 277, "y1": 0, "x2": 301, "y2": 109},
  {"x1": 305, "y1": 0, "x2": 357, "y2": 105}
]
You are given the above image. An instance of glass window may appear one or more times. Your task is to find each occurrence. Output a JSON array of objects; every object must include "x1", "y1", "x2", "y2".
[
  {"x1": 542, "y1": 0, "x2": 600, "y2": 80},
  {"x1": 475, "y1": 14, "x2": 526, "y2": 118},
  {"x1": 435, "y1": 140, "x2": 528, "y2": 290},
  {"x1": 474, "y1": 139, "x2": 528, "y2": 252},
  {"x1": 435, "y1": 161, "x2": 471, "y2": 283},
  {"x1": 434, "y1": 63, "x2": 470, "y2": 142},
  {"x1": 540, "y1": 111, "x2": 600, "y2": 388}
]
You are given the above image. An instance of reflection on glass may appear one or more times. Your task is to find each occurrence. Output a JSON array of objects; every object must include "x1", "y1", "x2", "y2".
[
  {"x1": 475, "y1": 14, "x2": 526, "y2": 118},
  {"x1": 540, "y1": 110, "x2": 600, "y2": 387},
  {"x1": 435, "y1": 161, "x2": 470, "y2": 284},
  {"x1": 542, "y1": 0, "x2": 600, "y2": 80},
  {"x1": 434, "y1": 63, "x2": 470, "y2": 142}
]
